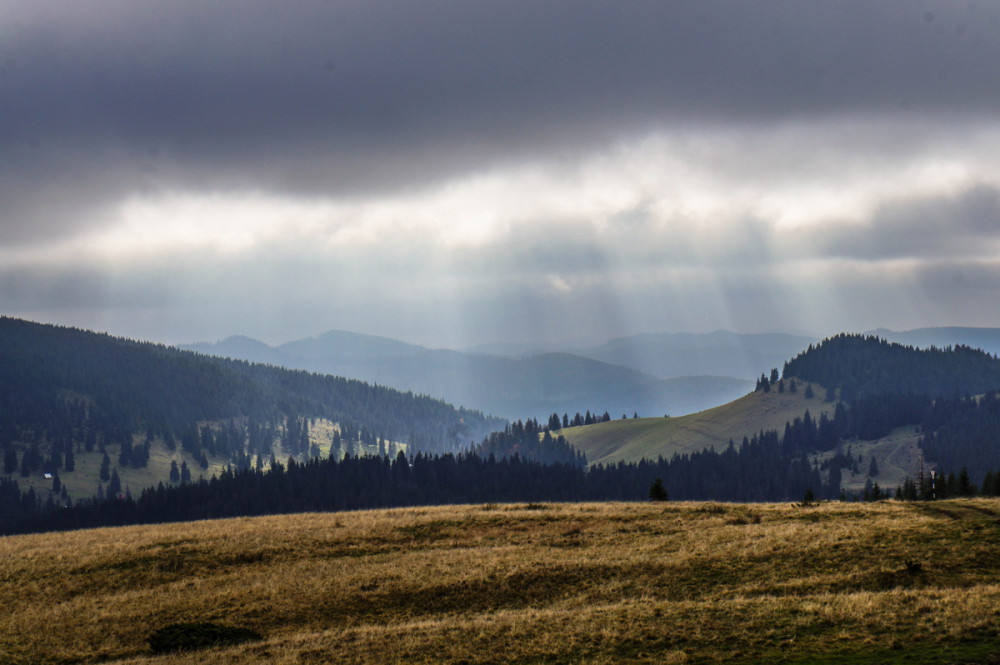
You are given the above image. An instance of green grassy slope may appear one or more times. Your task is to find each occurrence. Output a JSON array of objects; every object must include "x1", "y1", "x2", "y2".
[
  {"x1": 818, "y1": 425, "x2": 925, "y2": 495},
  {"x1": 561, "y1": 381, "x2": 835, "y2": 465},
  {"x1": 14, "y1": 418, "x2": 404, "y2": 503}
]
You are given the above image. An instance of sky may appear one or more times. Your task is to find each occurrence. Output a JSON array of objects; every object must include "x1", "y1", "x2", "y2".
[{"x1": 3, "y1": 0, "x2": 1000, "y2": 349}]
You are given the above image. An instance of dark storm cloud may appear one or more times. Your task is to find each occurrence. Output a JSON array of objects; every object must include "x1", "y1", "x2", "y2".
[
  {"x1": 4, "y1": 0, "x2": 1000, "y2": 243},
  {"x1": 810, "y1": 185, "x2": 1000, "y2": 260},
  {"x1": 0, "y1": 263, "x2": 167, "y2": 310}
]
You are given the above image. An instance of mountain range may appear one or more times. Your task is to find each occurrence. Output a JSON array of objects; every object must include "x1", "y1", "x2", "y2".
[
  {"x1": 182, "y1": 330, "x2": 823, "y2": 419},
  {"x1": 185, "y1": 327, "x2": 1000, "y2": 420}
]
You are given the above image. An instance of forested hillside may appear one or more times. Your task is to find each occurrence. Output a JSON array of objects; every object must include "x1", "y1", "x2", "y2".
[
  {"x1": 11, "y1": 325, "x2": 1000, "y2": 535},
  {"x1": 0, "y1": 318, "x2": 505, "y2": 505},
  {"x1": 783, "y1": 333, "x2": 1000, "y2": 401}
]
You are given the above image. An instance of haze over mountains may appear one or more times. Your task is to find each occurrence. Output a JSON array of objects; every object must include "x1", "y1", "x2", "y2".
[
  {"x1": 183, "y1": 327, "x2": 1000, "y2": 420},
  {"x1": 183, "y1": 330, "x2": 818, "y2": 420},
  {"x1": 866, "y1": 327, "x2": 1000, "y2": 357}
]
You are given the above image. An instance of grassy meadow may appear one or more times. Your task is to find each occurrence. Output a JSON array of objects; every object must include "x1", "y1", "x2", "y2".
[
  {"x1": 559, "y1": 383, "x2": 835, "y2": 465},
  {"x1": 16, "y1": 418, "x2": 406, "y2": 504},
  {"x1": 559, "y1": 385, "x2": 924, "y2": 495},
  {"x1": 3, "y1": 499, "x2": 1000, "y2": 663}
]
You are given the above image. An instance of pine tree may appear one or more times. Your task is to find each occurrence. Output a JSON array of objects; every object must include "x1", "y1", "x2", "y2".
[
  {"x1": 100, "y1": 452, "x2": 111, "y2": 481},
  {"x1": 648, "y1": 478, "x2": 669, "y2": 501},
  {"x1": 180, "y1": 460, "x2": 191, "y2": 484},
  {"x1": 958, "y1": 467, "x2": 974, "y2": 496},
  {"x1": 868, "y1": 456, "x2": 879, "y2": 477},
  {"x1": 169, "y1": 460, "x2": 180, "y2": 484},
  {"x1": 108, "y1": 469, "x2": 122, "y2": 498}
]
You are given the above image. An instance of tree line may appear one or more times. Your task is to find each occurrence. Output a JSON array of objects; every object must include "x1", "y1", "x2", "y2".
[{"x1": 0, "y1": 422, "x2": 830, "y2": 535}]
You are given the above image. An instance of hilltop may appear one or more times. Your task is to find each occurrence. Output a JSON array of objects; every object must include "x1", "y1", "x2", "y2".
[
  {"x1": 783, "y1": 332, "x2": 1000, "y2": 400},
  {"x1": 559, "y1": 380, "x2": 832, "y2": 465},
  {"x1": 3, "y1": 500, "x2": 1000, "y2": 664}
]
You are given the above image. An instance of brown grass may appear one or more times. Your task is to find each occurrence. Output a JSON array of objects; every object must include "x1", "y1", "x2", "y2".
[{"x1": 2, "y1": 499, "x2": 1000, "y2": 664}]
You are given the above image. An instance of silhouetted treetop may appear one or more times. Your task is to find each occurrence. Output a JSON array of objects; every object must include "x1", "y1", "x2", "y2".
[{"x1": 782, "y1": 333, "x2": 1000, "y2": 401}]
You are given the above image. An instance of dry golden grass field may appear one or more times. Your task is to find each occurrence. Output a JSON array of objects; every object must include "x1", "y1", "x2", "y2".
[{"x1": 3, "y1": 499, "x2": 1000, "y2": 664}]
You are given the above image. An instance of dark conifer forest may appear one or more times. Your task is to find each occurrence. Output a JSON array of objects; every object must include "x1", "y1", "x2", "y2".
[
  {"x1": 0, "y1": 316, "x2": 503, "y2": 456},
  {"x1": 782, "y1": 333, "x2": 1000, "y2": 401}
]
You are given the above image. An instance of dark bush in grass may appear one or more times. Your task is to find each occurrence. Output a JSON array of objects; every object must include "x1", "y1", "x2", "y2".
[{"x1": 147, "y1": 622, "x2": 262, "y2": 654}]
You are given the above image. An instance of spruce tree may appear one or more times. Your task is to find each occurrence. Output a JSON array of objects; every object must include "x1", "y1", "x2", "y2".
[
  {"x1": 958, "y1": 468, "x2": 974, "y2": 496},
  {"x1": 648, "y1": 478, "x2": 669, "y2": 501},
  {"x1": 868, "y1": 457, "x2": 879, "y2": 477},
  {"x1": 107, "y1": 469, "x2": 122, "y2": 498},
  {"x1": 100, "y1": 452, "x2": 111, "y2": 481}
]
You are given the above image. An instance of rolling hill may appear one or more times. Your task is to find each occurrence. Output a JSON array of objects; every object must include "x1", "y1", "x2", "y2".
[
  {"x1": 559, "y1": 379, "x2": 833, "y2": 465},
  {"x1": 562, "y1": 334, "x2": 1000, "y2": 497}
]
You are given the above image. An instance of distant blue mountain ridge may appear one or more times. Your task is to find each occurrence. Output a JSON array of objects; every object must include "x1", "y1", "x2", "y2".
[{"x1": 184, "y1": 327, "x2": 1000, "y2": 421}]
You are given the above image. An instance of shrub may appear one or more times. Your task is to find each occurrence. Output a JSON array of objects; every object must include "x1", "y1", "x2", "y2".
[{"x1": 147, "y1": 622, "x2": 262, "y2": 654}]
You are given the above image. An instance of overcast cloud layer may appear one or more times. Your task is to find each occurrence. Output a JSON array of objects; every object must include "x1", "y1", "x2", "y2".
[{"x1": 3, "y1": 1, "x2": 1000, "y2": 347}]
